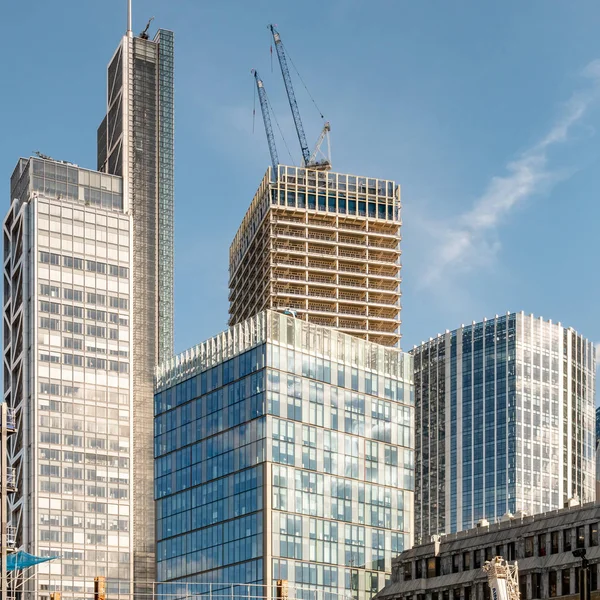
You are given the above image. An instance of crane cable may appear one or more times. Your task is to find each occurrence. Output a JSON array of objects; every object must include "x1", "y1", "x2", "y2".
[
  {"x1": 279, "y1": 40, "x2": 325, "y2": 120},
  {"x1": 264, "y1": 88, "x2": 296, "y2": 166},
  {"x1": 252, "y1": 78, "x2": 256, "y2": 134}
]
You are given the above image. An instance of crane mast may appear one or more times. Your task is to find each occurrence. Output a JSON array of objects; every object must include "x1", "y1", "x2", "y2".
[
  {"x1": 482, "y1": 557, "x2": 521, "y2": 600},
  {"x1": 268, "y1": 24, "x2": 312, "y2": 167},
  {"x1": 252, "y1": 69, "x2": 279, "y2": 174}
]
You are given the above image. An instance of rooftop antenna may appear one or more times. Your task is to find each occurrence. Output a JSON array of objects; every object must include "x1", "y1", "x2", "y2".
[{"x1": 127, "y1": 0, "x2": 133, "y2": 37}]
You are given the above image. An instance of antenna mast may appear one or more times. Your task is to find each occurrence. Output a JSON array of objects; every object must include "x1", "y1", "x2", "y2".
[{"x1": 127, "y1": 0, "x2": 133, "y2": 37}]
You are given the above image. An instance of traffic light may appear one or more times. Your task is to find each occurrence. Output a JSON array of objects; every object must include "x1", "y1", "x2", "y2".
[
  {"x1": 94, "y1": 576, "x2": 106, "y2": 600},
  {"x1": 276, "y1": 579, "x2": 288, "y2": 600}
]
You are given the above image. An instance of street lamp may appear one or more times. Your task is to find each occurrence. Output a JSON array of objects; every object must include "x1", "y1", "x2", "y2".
[{"x1": 572, "y1": 548, "x2": 591, "y2": 600}]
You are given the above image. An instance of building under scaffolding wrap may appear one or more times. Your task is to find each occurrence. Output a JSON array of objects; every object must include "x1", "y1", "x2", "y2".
[{"x1": 228, "y1": 166, "x2": 402, "y2": 348}]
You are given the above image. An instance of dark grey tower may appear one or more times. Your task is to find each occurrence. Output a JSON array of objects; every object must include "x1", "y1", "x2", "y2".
[{"x1": 97, "y1": 15, "x2": 174, "y2": 588}]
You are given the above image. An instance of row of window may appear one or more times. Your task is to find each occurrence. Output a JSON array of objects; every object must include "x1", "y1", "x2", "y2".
[
  {"x1": 40, "y1": 283, "x2": 128, "y2": 309},
  {"x1": 39, "y1": 480, "x2": 128, "y2": 499},
  {"x1": 40, "y1": 303, "x2": 128, "y2": 326},
  {"x1": 38, "y1": 381, "x2": 128, "y2": 405},
  {"x1": 39, "y1": 352, "x2": 129, "y2": 373},
  {"x1": 400, "y1": 569, "x2": 599, "y2": 600},
  {"x1": 39, "y1": 432, "x2": 128, "y2": 452},
  {"x1": 405, "y1": 523, "x2": 600, "y2": 580},
  {"x1": 40, "y1": 317, "x2": 126, "y2": 337},
  {"x1": 40, "y1": 448, "x2": 129, "y2": 467},
  {"x1": 39, "y1": 251, "x2": 129, "y2": 278}
]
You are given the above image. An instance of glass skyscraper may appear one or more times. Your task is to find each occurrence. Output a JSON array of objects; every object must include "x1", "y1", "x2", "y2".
[
  {"x1": 5, "y1": 157, "x2": 132, "y2": 597},
  {"x1": 412, "y1": 312, "x2": 596, "y2": 542},
  {"x1": 154, "y1": 310, "x2": 414, "y2": 599},
  {"x1": 3, "y1": 17, "x2": 174, "y2": 599},
  {"x1": 96, "y1": 22, "x2": 175, "y2": 586}
]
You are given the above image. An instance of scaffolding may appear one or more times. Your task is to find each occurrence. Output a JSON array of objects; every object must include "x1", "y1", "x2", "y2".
[{"x1": 229, "y1": 166, "x2": 402, "y2": 347}]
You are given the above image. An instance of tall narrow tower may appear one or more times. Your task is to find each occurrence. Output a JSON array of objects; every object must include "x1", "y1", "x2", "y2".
[{"x1": 96, "y1": 15, "x2": 175, "y2": 587}]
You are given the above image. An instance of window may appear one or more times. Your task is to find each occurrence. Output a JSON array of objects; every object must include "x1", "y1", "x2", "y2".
[
  {"x1": 564, "y1": 529, "x2": 572, "y2": 552},
  {"x1": 63, "y1": 305, "x2": 83, "y2": 318},
  {"x1": 538, "y1": 534, "x2": 546, "y2": 557},
  {"x1": 551, "y1": 531, "x2": 559, "y2": 554},
  {"x1": 427, "y1": 557, "x2": 440, "y2": 578},
  {"x1": 519, "y1": 580, "x2": 527, "y2": 600},
  {"x1": 562, "y1": 568, "x2": 571, "y2": 595},
  {"x1": 576, "y1": 525, "x2": 585, "y2": 549},
  {"x1": 463, "y1": 551, "x2": 471, "y2": 571},
  {"x1": 485, "y1": 547, "x2": 493, "y2": 561},
  {"x1": 549, "y1": 571, "x2": 557, "y2": 597},
  {"x1": 452, "y1": 554, "x2": 459, "y2": 573},
  {"x1": 403, "y1": 562, "x2": 411, "y2": 581},
  {"x1": 590, "y1": 523, "x2": 598, "y2": 547},
  {"x1": 464, "y1": 588, "x2": 471, "y2": 600},
  {"x1": 531, "y1": 573, "x2": 541, "y2": 599},
  {"x1": 524, "y1": 536, "x2": 534, "y2": 558},
  {"x1": 64, "y1": 288, "x2": 83, "y2": 302},
  {"x1": 507, "y1": 542, "x2": 515, "y2": 561},
  {"x1": 40, "y1": 284, "x2": 60, "y2": 297},
  {"x1": 415, "y1": 560, "x2": 422, "y2": 580},
  {"x1": 473, "y1": 550, "x2": 481, "y2": 569}
]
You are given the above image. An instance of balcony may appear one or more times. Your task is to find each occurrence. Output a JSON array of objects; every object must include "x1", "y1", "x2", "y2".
[
  {"x1": 339, "y1": 248, "x2": 366, "y2": 260},
  {"x1": 339, "y1": 278, "x2": 367, "y2": 289},
  {"x1": 307, "y1": 274, "x2": 336, "y2": 285},
  {"x1": 308, "y1": 231, "x2": 336, "y2": 243},
  {"x1": 307, "y1": 245, "x2": 336, "y2": 257},
  {"x1": 339, "y1": 235, "x2": 366, "y2": 246},
  {"x1": 339, "y1": 291, "x2": 366, "y2": 302},
  {"x1": 308, "y1": 288, "x2": 336, "y2": 299},
  {"x1": 273, "y1": 271, "x2": 305, "y2": 283},
  {"x1": 338, "y1": 263, "x2": 366, "y2": 274},
  {"x1": 307, "y1": 315, "x2": 336, "y2": 327}
]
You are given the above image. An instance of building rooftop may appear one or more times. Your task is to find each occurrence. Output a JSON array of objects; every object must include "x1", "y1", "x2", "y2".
[{"x1": 155, "y1": 309, "x2": 412, "y2": 393}]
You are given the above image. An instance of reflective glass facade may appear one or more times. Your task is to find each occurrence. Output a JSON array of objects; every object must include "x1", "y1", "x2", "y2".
[
  {"x1": 5, "y1": 157, "x2": 132, "y2": 598},
  {"x1": 155, "y1": 311, "x2": 414, "y2": 599},
  {"x1": 97, "y1": 25, "x2": 175, "y2": 586},
  {"x1": 413, "y1": 312, "x2": 596, "y2": 541}
]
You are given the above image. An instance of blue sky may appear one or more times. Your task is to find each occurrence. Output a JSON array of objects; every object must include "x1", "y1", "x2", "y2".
[{"x1": 1, "y1": 0, "x2": 600, "y2": 356}]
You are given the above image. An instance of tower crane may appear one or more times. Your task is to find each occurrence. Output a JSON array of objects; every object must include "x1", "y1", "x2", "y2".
[
  {"x1": 251, "y1": 69, "x2": 279, "y2": 174},
  {"x1": 268, "y1": 24, "x2": 331, "y2": 170}
]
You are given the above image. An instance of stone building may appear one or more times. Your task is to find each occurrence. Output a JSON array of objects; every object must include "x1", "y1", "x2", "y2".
[{"x1": 376, "y1": 501, "x2": 600, "y2": 600}]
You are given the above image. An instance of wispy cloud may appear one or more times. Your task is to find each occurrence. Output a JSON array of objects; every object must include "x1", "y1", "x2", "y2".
[{"x1": 420, "y1": 59, "x2": 600, "y2": 287}]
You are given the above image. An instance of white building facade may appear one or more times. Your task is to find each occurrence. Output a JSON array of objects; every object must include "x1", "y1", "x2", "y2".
[{"x1": 4, "y1": 157, "x2": 133, "y2": 598}]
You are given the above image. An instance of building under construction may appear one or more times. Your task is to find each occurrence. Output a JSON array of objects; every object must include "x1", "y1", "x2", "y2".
[
  {"x1": 228, "y1": 165, "x2": 401, "y2": 347},
  {"x1": 230, "y1": 26, "x2": 402, "y2": 348}
]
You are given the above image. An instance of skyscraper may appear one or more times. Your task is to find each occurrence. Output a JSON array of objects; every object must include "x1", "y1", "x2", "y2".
[
  {"x1": 5, "y1": 156, "x2": 133, "y2": 597},
  {"x1": 228, "y1": 165, "x2": 401, "y2": 347},
  {"x1": 412, "y1": 312, "x2": 596, "y2": 541},
  {"x1": 96, "y1": 18, "x2": 175, "y2": 586},
  {"x1": 154, "y1": 310, "x2": 414, "y2": 598},
  {"x1": 3, "y1": 14, "x2": 175, "y2": 597}
]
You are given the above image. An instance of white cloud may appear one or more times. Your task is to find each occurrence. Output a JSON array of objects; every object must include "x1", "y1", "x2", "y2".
[{"x1": 419, "y1": 59, "x2": 600, "y2": 288}]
